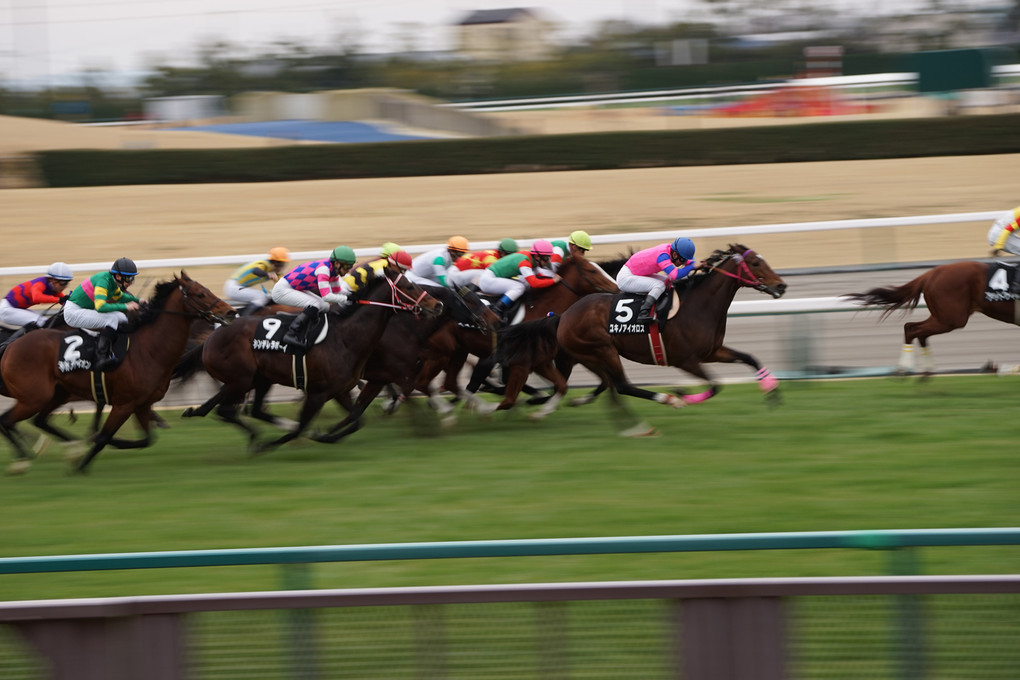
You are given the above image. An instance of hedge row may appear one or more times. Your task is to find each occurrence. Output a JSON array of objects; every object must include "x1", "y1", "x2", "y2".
[{"x1": 35, "y1": 113, "x2": 1020, "y2": 188}]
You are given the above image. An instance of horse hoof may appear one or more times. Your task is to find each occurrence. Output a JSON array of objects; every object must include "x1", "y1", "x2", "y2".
[
  {"x1": 6, "y1": 460, "x2": 31, "y2": 476},
  {"x1": 181, "y1": 408, "x2": 194, "y2": 418},
  {"x1": 63, "y1": 442, "x2": 86, "y2": 465},
  {"x1": 619, "y1": 423, "x2": 659, "y2": 438},
  {"x1": 155, "y1": 418, "x2": 172, "y2": 430},
  {"x1": 665, "y1": 394, "x2": 685, "y2": 409}
]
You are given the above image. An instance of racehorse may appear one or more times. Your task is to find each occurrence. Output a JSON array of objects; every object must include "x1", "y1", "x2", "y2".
[
  {"x1": 0, "y1": 273, "x2": 235, "y2": 474},
  {"x1": 496, "y1": 245, "x2": 786, "y2": 434},
  {"x1": 844, "y1": 260, "x2": 1018, "y2": 378},
  {"x1": 178, "y1": 264, "x2": 442, "y2": 452},
  {"x1": 419, "y1": 253, "x2": 619, "y2": 412}
]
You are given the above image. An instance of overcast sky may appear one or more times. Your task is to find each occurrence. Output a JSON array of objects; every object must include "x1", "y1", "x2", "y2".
[{"x1": 0, "y1": 0, "x2": 983, "y2": 83}]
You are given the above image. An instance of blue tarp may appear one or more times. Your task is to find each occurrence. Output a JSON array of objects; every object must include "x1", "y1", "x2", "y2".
[{"x1": 172, "y1": 119, "x2": 433, "y2": 143}]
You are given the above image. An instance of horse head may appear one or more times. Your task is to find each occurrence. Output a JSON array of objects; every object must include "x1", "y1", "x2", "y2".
[
  {"x1": 384, "y1": 264, "x2": 444, "y2": 317},
  {"x1": 454, "y1": 286, "x2": 501, "y2": 332},
  {"x1": 175, "y1": 271, "x2": 238, "y2": 324},
  {"x1": 560, "y1": 253, "x2": 620, "y2": 295},
  {"x1": 705, "y1": 244, "x2": 786, "y2": 299}
]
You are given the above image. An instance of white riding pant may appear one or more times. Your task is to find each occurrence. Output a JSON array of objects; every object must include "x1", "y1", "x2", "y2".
[
  {"x1": 0, "y1": 299, "x2": 44, "y2": 327},
  {"x1": 63, "y1": 300, "x2": 128, "y2": 331},
  {"x1": 988, "y1": 223, "x2": 1020, "y2": 255},
  {"x1": 447, "y1": 268, "x2": 485, "y2": 289},
  {"x1": 224, "y1": 279, "x2": 270, "y2": 306},
  {"x1": 270, "y1": 278, "x2": 330, "y2": 311},
  {"x1": 477, "y1": 270, "x2": 526, "y2": 301},
  {"x1": 616, "y1": 265, "x2": 668, "y2": 298},
  {"x1": 405, "y1": 271, "x2": 441, "y2": 287}
]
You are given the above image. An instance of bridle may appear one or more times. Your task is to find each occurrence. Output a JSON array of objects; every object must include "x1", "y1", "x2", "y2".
[
  {"x1": 177, "y1": 281, "x2": 234, "y2": 325},
  {"x1": 356, "y1": 270, "x2": 432, "y2": 314},
  {"x1": 704, "y1": 249, "x2": 775, "y2": 294}
]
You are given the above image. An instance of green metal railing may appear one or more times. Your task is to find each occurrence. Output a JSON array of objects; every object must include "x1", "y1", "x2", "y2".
[{"x1": 2, "y1": 527, "x2": 1018, "y2": 576}]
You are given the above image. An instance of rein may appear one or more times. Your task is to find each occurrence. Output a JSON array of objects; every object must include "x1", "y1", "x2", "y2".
[
  {"x1": 356, "y1": 272, "x2": 430, "y2": 314},
  {"x1": 704, "y1": 250, "x2": 765, "y2": 289}
]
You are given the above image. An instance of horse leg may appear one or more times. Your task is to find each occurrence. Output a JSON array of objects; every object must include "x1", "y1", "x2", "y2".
[
  {"x1": 248, "y1": 378, "x2": 298, "y2": 430},
  {"x1": 1, "y1": 406, "x2": 37, "y2": 473},
  {"x1": 524, "y1": 361, "x2": 569, "y2": 420},
  {"x1": 107, "y1": 407, "x2": 156, "y2": 449},
  {"x1": 76, "y1": 404, "x2": 134, "y2": 472},
  {"x1": 253, "y1": 392, "x2": 330, "y2": 454},
  {"x1": 582, "y1": 348, "x2": 683, "y2": 408},
  {"x1": 182, "y1": 391, "x2": 222, "y2": 418},
  {"x1": 900, "y1": 309, "x2": 965, "y2": 379},
  {"x1": 462, "y1": 355, "x2": 499, "y2": 414},
  {"x1": 314, "y1": 383, "x2": 382, "y2": 440},
  {"x1": 673, "y1": 360, "x2": 722, "y2": 406}
]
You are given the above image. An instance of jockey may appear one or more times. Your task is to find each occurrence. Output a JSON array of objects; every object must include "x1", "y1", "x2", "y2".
[
  {"x1": 988, "y1": 206, "x2": 1020, "y2": 257},
  {"x1": 0, "y1": 262, "x2": 73, "y2": 331},
  {"x1": 407, "y1": 235, "x2": 470, "y2": 287},
  {"x1": 550, "y1": 230, "x2": 592, "y2": 271},
  {"x1": 345, "y1": 249, "x2": 414, "y2": 295},
  {"x1": 64, "y1": 257, "x2": 145, "y2": 370},
  {"x1": 618, "y1": 236, "x2": 698, "y2": 323},
  {"x1": 224, "y1": 246, "x2": 291, "y2": 315},
  {"x1": 447, "y1": 237, "x2": 518, "y2": 290},
  {"x1": 477, "y1": 239, "x2": 558, "y2": 317},
  {"x1": 272, "y1": 245, "x2": 357, "y2": 349}
]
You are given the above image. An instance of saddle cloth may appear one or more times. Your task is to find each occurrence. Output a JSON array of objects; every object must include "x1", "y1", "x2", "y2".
[
  {"x1": 607, "y1": 292, "x2": 677, "y2": 334},
  {"x1": 985, "y1": 262, "x2": 1020, "y2": 302},
  {"x1": 252, "y1": 313, "x2": 328, "y2": 354},
  {"x1": 57, "y1": 330, "x2": 130, "y2": 373}
]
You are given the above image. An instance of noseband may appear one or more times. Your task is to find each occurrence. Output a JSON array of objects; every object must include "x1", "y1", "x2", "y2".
[{"x1": 706, "y1": 250, "x2": 774, "y2": 293}]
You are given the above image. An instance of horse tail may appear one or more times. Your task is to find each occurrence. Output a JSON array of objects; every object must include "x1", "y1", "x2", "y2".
[
  {"x1": 496, "y1": 315, "x2": 561, "y2": 365},
  {"x1": 172, "y1": 342, "x2": 207, "y2": 383},
  {"x1": 843, "y1": 273, "x2": 928, "y2": 320}
]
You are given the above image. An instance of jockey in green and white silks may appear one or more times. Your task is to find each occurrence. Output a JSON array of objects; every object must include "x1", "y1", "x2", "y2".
[
  {"x1": 406, "y1": 236, "x2": 470, "y2": 287},
  {"x1": 63, "y1": 257, "x2": 145, "y2": 370}
]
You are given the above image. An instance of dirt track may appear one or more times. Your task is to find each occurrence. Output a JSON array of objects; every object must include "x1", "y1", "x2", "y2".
[{"x1": 1, "y1": 114, "x2": 1016, "y2": 293}]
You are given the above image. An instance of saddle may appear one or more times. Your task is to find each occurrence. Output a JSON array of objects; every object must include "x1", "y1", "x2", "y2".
[
  {"x1": 252, "y1": 312, "x2": 328, "y2": 354},
  {"x1": 56, "y1": 330, "x2": 130, "y2": 373}
]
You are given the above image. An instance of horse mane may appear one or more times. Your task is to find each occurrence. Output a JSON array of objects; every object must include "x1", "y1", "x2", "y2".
[
  {"x1": 674, "y1": 244, "x2": 746, "y2": 295},
  {"x1": 595, "y1": 252, "x2": 632, "y2": 278},
  {"x1": 334, "y1": 266, "x2": 391, "y2": 319},
  {"x1": 130, "y1": 279, "x2": 179, "y2": 328}
]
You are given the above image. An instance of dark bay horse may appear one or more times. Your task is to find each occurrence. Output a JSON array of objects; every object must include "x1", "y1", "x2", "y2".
[
  {"x1": 497, "y1": 245, "x2": 786, "y2": 434},
  {"x1": 844, "y1": 260, "x2": 1016, "y2": 377},
  {"x1": 181, "y1": 265, "x2": 442, "y2": 452},
  {"x1": 420, "y1": 253, "x2": 619, "y2": 413},
  {"x1": 0, "y1": 273, "x2": 236, "y2": 474}
]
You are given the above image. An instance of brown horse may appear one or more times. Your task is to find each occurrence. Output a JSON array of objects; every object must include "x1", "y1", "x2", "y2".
[
  {"x1": 497, "y1": 245, "x2": 787, "y2": 434},
  {"x1": 181, "y1": 265, "x2": 442, "y2": 453},
  {"x1": 418, "y1": 253, "x2": 620, "y2": 413},
  {"x1": 844, "y1": 260, "x2": 1015, "y2": 377},
  {"x1": 0, "y1": 273, "x2": 236, "y2": 474}
]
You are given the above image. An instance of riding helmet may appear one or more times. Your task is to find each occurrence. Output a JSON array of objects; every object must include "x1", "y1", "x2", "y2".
[
  {"x1": 46, "y1": 262, "x2": 73, "y2": 281},
  {"x1": 447, "y1": 235, "x2": 469, "y2": 254},
  {"x1": 498, "y1": 237, "x2": 518, "y2": 255},
  {"x1": 670, "y1": 237, "x2": 695, "y2": 262},
  {"x1": 389, "y1": 250, "x2": 413, "y2": 270},
  {"x1": 110, "y1": 257, "x2": 138, "y2": 276},
  {"x1": 530, "y1": 239, "x2": 554, "y2": 257},
  {"x1": 568, "y1": 230, "x2": 592, "y2": 251},
  {"x1": 380, "y1": 242, "x2": 401, "y2": 258},
  {"x1": 329, "y1": 246, "x2": 357, "y2": 264},
  {"x1": 268, "y1": 246, "x2": 291, "y2": 263}
]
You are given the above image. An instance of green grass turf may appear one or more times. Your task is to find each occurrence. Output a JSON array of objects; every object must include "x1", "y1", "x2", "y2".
[{"x1": 1, "y1": 376, "x2": 1018, "y2": 601}]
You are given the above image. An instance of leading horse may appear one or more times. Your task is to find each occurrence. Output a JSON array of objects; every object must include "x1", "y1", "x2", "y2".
[
  {"x1": 844, "y1": 260, "x2": 1018, "y2": 378},
  {"x1": 0, "y1": 273, "x2": 236, "y2": 474},
  {"x1": 181, "y1": 264, "x2": 442, "y2": 452},
  {"x1": 497, "y1": 245, "x2": 787, "y2": 433}
]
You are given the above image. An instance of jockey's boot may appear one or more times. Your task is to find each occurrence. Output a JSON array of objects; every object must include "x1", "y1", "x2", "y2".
[
  {"x1": 282, "y1": 307, "x2": 319, "y2": 349},
  {"x1": 95, "y1": 327, "x2": 119, "y2": 371},
  {"x1": 635, "y1": 294, "x2": 657, "y2": 323}
]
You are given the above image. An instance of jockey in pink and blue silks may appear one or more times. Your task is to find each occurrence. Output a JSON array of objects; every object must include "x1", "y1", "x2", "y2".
[{"x1": 617, "y1": 236, "x2": 697, "y2": 323}]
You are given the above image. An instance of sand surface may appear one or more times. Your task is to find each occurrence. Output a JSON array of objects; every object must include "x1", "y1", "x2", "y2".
[{"x1": 1, "y1": 113, "x2": 1014, "y2": 293}]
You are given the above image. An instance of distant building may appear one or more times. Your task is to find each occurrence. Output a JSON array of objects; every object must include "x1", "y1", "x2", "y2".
[{"x1": 456, "y1": 8, "x2": 556, "y2": 62}]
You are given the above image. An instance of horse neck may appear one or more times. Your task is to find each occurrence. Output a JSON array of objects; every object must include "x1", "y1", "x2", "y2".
[
  {"x1": 679, "y1": 260, "x2": 743, "y2": 324},
  {"x1": 339, "y1": 282, "x2": 404, "y2": 350},
  {"x1": 133, "y1": 291, "x2": 194, "y2": 361}
]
